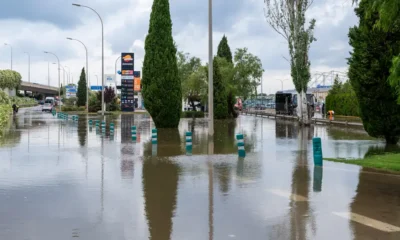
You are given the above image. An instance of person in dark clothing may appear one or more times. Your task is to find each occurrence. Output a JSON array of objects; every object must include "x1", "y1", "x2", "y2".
[
  {"x1": 12, "y1": 104, "x2": 18, "y2": 114},
  {"x1": 321, "y1": 103, "x2": 325, "y2": 117}
]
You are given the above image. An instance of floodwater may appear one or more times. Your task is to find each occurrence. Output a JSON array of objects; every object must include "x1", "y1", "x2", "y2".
[{"x1": 0, "y1": 107, "x2": 399, "y2": 240}]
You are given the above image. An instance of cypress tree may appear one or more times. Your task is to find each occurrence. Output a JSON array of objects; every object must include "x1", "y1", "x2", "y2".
[
  {"x1": 213, "y1": 58, "x2": 229, "y2": 119},
  {"x1": 142, "y1": 0, "x2": 181, "y2": 128},
  {"x1": 217, "y1": 35, "x2": 233, "y2": 64},
  {"x1": 217, "y1": 35, "x2": 237, "y2": 118},
  {"x1": 348, "y1": 0, "x2": 400, "y2": 144},
  {"x1": 76, "y1": 68, "x2": 87, "y2": 107}
]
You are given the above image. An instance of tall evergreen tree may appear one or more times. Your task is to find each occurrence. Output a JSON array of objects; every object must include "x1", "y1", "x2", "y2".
[
  {"x1": 348, "y1": 0, "x2": 400, "y2": 144},
  {"x1": 76, "y1": 68, "x2": 87, "y2": 107},
  {"x1": 217, "y1": 35, "x2": 236, "y2": 118},
  {"x1": 217, "y1": 35, "x2": 233, "y2": 63},
  {"x1": 213, "y1": 58, "x2": 229, "y2": 119},
  {"x1": 142, "y1": 0, "x2": 181, "y2": 128}
]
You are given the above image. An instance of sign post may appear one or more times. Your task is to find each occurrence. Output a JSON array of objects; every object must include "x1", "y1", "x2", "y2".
[{"x1": 120, "y1": 52, "x2": 135, "y2": 112}]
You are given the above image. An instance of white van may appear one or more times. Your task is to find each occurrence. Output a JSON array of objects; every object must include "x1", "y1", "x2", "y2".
[{"x1": 42, "y1": 97, "x2": 55, "y2": 112}]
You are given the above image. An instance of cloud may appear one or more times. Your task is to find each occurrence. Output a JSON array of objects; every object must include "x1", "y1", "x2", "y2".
[{"x1": 0, "y1": 0, "x2": 357, "y2": 93}]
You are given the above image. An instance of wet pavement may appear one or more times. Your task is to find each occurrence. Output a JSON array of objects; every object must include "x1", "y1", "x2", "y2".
[{"x1": 0, "y1": 106, "x2": 400, "y2": 240}]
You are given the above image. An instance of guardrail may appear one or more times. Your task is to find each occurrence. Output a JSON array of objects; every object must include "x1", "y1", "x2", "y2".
[{"x1": 241, "y1": 110, "x2": 363, "y2": 127}]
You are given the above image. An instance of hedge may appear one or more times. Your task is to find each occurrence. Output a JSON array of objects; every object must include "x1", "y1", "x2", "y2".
[
  {"x1": 61, "y1": 106, "x2": 86, "y2": 112},
  {"x1": 325, "y1": 93, "x2": 359, "y2": 117},
  {"x1": 0, "y1": 105, "x2": 11, "y2": 137},
  {"x1": 181, "y1": 111, "x2": 205, "y2": 118}
]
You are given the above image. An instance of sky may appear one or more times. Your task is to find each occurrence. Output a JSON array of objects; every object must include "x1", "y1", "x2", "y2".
[{"x1": 0, "y1": 0, "x2": 357, "y2": 93}]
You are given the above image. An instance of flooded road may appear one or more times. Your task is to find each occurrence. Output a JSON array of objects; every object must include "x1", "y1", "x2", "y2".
[{"x1": 0, "y1": 107, "x2": 399, "y2": 240}]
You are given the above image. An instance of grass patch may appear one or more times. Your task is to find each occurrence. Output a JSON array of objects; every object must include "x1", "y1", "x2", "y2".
[{"x1": 325, "y1": 154, "x2": 400, "y2": 173}]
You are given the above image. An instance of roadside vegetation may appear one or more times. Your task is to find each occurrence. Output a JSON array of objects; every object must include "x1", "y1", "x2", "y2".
[{"x1": 325, "y1": 154, "x2": 400, "y2": 173}]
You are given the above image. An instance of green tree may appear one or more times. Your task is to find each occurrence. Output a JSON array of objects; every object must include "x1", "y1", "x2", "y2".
[
  {"x1": 178, "y1": 51, "x2": 207, "y2": 110},
  {"x1": 76, "y1": 68, "x2": 87, "y2": 107},
  {"x1": 142, "y1": 0, "x2": 181, "y2": 128},
  {"x1": 0, "y1": 70, "x2": 22, "y2": 90},
  {"x1": 348, "y1": 0, "x2": 400, "y2": 144},
  {"x1": 264, "y1": 0, "x2": 316, "y2": 124},
  {"x1": 213, "y1": 57, "x2": 229, "y2": 119},
  {"x1": 217, "y1": 35, "x2": 233, "y2": 63},
  {"x1": 329, "y1": 75, "x2": 343, "y2": 95},
  {"x1": 217, "y1": 36, "x2": 237, "y2": 118},
  {"x1": 233, "y1": 48, "x2": 264, "y2": 100}
]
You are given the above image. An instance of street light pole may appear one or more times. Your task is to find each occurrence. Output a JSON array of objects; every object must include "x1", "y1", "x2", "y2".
[
  {"x1": 48, "y1": 61, "x2": 50, "y2": 86},
  {"x1": 44, "y1": 51, "x2": 61, "y2": 108},
  {"x1": 65, "y1": 66, "x2": 70, "y2": 85},
  {"x1": 67, "y1": 37, "x2": 89, "y2": 111},
  {"x1": 208, "y1": 0, "x2": 214, "y2": 137},
  {"x1": 278, "y1": 79, "x2": 287, "y2": 91},
  {"x1": 73, "y1": 3, "x2": 104, "y2": 115},
  {"x1": 95, "y1": 74, "x2": 99, "y2": 86},
  {"x1": 4, "y1": 43, "x2": 12, "y2": 70},
  {"x1": 24, "y1": 52, "x2": 30, "y2": 83},
  {"x1": 115, "y1": 56, "x2": 121, "y2": 86}
]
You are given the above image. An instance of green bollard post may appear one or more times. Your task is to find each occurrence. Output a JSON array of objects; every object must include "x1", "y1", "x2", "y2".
[
  {"x1": 236, "y1": 134, "x2": 246, "y2": 158},
  {"x1": 110, "y1": 122, "x2": 115, "y2": 135},
  {"x1": 151, "y1": 129, "x2": 158, "y2": 144},
  {"x1": 131, "y1": 126, "x2": 137, "y2": 141},
  {"x1": 313, "y1": 137, "x2": 323, "y2": 166},
  {"x1": 185, "y1": 132, "x2": 192, "y2": 153}
]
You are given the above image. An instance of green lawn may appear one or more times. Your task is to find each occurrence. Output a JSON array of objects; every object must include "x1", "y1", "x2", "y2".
[{"x1": 325, "y1": 154, "x2": 400, "y2": 173}]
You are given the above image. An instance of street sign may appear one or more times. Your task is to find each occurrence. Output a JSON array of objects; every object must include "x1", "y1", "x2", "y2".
[
  {"x1": 65, "y1": 85, "x2": 77, "y2": 99},
  {"x1": 90, "y1": 86, "x2": 102, "y2": 91},
  {"x1": 121, "y1": 52, "x2": 135, "y2": 112}
]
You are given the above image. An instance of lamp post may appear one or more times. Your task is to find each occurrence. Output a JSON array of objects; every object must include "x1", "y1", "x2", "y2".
[
  {"x1": 4, "y1": 43, "x2": 12, "y2": 70},
  {"x1": 24, "y1": 52, "x2": 30, "y2": 82},
  {"x1": 67, "y1": 37, "x2": 89, "y2": 111},
  {"x1": 64, "y1": 66, "x2": 71, "y2": 85},
  {"x1": 44, "y1": 51, "x2": 61, "y2": 107},
  {"x1": 47, "y1": 61, "x2": 50, "y2": 86},
  {"x1": 208, "y1": 0, "x2": 214, "y2": 137},
  {"x1": 278, "y1": 79, "x2": 288, "y2": 91},
  {"x1": 95, "y1": 74, "x2": 99, "y2": 86},
  {"x1": 73, "y1": 3, "x2": 104, "y2": 115},
  {"x1": 115, "y1": 56, "x2": 121, "y2": 86}
]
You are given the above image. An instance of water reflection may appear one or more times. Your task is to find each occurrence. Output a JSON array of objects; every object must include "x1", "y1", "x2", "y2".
[
  {"x1": 142, "y1": 157, "x2": 180, "y2": 240},
  {"x1": 77, "y1": 116, "x2": 87, "y2": 147},
  {"x1": 350, "y1": 171, "x2": 400, "y2": 239}
]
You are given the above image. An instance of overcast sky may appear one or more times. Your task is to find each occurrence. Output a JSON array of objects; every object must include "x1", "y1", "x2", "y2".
[{"x1": 0, "y1": 0, "x2": 357, "y2": 93}]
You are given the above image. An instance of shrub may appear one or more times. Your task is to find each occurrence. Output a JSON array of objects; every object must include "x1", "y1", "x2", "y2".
[
  {"x1": 62, "y1": 106, "x2": 86, "y2": 112},
  {"x1": 0, "y1": 105, "x2": 12, "y2": 136},
  {"x1": 325, "y1": 93, "x2": 359, "y2": 117},
  {"x1": 181, "y1": 111, "x2": 205, "y2": 118},
  {"x1": 0, "y1": 90, "x2": 10, "y2": 105}
]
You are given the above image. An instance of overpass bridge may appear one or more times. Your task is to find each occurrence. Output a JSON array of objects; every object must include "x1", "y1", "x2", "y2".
[{"x1": 20, "y1": 81, "x2": 59, "y2": 95}]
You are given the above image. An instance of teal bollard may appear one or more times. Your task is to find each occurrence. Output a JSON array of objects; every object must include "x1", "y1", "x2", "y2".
[
  {"x1": 236, "y1": 134, "x2": 246, "y2": 158},
  {"x1": 110, "y1": 123, "x2": 115, "y2": 135},
  {"x1": 101, "y1": 121, "x2": 106, "y2": 132},
  {"x1": 185, "y1": 132, "x2": 192, "y2": 152},
  {"x1": 131, "y1": 126, "x2": 137, "y2": 141},
  {"x1": 151, "y1": 129, "x2": 158, "y2": 144},
  {"x1": 313, "y1": 137, "x2": 323, "y2": 166}
]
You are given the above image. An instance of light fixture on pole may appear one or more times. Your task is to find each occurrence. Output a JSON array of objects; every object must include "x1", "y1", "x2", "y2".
[
  {"x1": 24, "y1": 52, "x2": 30, "y2": 82},
  {"x1": 73, "y1": 3, "x2": 105, "y2": 115},
  {"x1": 4, "y1": 43, "x2": 12, "y2": 70},
  {"x1": 44, "y1": 51, "x2": 61, "y2": 107},
  {"x1": 67, "y1": 37, "x2": 89, "y2": 112},
  {"x1": 208, "y1": 0, "x2": 214, "y2": 137}
]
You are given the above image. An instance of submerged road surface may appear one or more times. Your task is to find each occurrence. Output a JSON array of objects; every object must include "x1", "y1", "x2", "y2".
[{"x1": 0, "y1": 107, "x2": 399, "y2": 240}]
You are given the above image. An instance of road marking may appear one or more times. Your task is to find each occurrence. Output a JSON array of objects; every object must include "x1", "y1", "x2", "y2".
[
  {"x1": 267, "y1": 189, "x2": 308, "y2": 202},
  {"x1": 332, "y1": 212, "x2": 400, "y2": 232}
]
